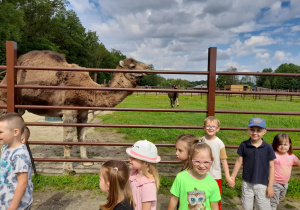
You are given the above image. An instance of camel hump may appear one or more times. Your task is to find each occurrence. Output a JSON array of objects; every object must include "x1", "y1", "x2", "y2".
[{"x1": 17, "y1": 50, "x2": 67, "y2": 66}]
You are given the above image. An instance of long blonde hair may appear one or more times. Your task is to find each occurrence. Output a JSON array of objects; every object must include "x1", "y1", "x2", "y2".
[
  {"x1": 141, "y1": 161, "x2": 160, "y2": 190},
  {"x1": 100, "y1": 160, "x2": 134, "y2": 210}
]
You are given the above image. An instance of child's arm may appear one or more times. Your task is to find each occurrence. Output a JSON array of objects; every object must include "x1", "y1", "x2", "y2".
[
  {"x1": 142, "y1": 202, "x2": 152, "y2": 210},
  {"x1": 8, "y1": 172, "x2": 28, "y2": 210},
  {"x1": 167, "y1": 195, "x2": 179, "y2": 210},
  {"x1": 296, "y1": 159, "x2": 300, "y2": 167},
  {"x1": 230, "y1": 156, "x2": 243, "y2": 187},
  {"x1": 266, "y1": 160, "x2": 275, "y2": 198},
  {"x1": 210, "y1": 202, "x2": 219, "y2": 210},
  {"x1": 221, "y1": 159, "x2": 235, "y2": 187}
]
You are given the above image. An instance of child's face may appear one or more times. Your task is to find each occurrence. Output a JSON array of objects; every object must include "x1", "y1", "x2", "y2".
[
  {"x1": 191, "y1": 149, "x2": 212, "y2": 176},
  {"x1": 277, "y1": 138, "x2": 290, "y2": 155},
  {"x1": 175, "y1": 140, "x2": 189, "y2": 163},
  {"x1": 99, "y1": 169, "x2": 109, "y2": 193},
  {"x1": 128, "y1": 157, "x2": 143, "y2": 171},
  {"x1": 248, "y1": 126, "x2": 266, "y2": 142},
  {"x1": 0, "y1": 121, "x2": 16, "y2": 146},
  {"x1": 204, "y1": 120, "x2": 219, "y2": 138}
]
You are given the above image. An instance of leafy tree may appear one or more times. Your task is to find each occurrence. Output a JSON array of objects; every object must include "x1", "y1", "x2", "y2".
[
  {"x1": 17, "y1": 0, "x2": 66, "y2": 55},
  {"x1": 240, "y1": 75, "x2": 255, "y2": 86},
  {"x1": 140, "y1": 74, "x2": 165, "y2": 86},
  {"x1": 256, "y1": 68, "x2": 273, "y2": 87},
  {"x1": 0, "y1": 2, "x2": 25, "y2": 64},
  {"x1": 273, "y1": 63, "x2": 300, "y2": 90},
  {"x1": 216, "y1": 67, "x2": 239, "y2": 87}
]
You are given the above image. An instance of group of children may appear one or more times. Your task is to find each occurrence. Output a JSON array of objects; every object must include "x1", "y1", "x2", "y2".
[{"x1": 0, "y1": 113, "x2": 299, "y2": 210}]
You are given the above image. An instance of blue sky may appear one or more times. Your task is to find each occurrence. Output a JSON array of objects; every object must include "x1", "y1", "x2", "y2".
[{"x1": 67, "y1": 0, "x2": 300, "y2": 81}]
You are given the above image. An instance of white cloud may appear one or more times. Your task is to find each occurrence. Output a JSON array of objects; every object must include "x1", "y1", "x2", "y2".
[
  {"x1": 274, "y1": 51, "x2": 285, "y2": 61},
  {"x1": 68, "y1": 0, "x2": 300, "y2": 81},
  {"x1": 68, "y1": 0, "x2": 95, "y2": 13},
  {"x1": 256, "y1": 53, "x2": 270, "y2": 59},
  {"x1": 244, "y1": 36, "x2": 276, "y2": 47},
  {"x1": 291, "y1": 25, "x2": 300, "y2": 32}
]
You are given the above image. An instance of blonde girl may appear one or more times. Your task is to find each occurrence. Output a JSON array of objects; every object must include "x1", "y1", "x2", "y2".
[
  {"x1": 126, "y1": 140, "x2": 161, "y2": 210},
  {"x1": 168, "y1": 141, "x2": 221, "y2": 210},
  {"x1": 99, "y1": 160, "x2": 134, "y2": 210},
  {"x1": 271, "y1": 133, "x2": 300, "y2": 210},
  {"x1": 175, "y1": 134, "x2": 200, "y2": 170}
]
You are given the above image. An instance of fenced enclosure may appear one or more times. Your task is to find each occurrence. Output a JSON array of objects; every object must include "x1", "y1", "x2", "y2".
[{"x1": 0, "y1": 41, "x2": 300, "y2": 173}]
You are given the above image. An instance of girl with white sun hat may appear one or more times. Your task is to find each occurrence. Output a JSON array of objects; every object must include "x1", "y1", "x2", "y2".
[{"x1": 126, "y1": 140, "x2": 161, "y2": 210}]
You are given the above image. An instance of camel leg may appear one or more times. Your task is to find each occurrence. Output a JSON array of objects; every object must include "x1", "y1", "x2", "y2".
[
  {"x1": 77, "y1": 111, "x2": 93, "y2": 166},
  {"x1": 170, "y1": 99, "x2": 174, "y2": 108},
  {"x1": 176, "y1": 97, "x2": 179, "y2": 107},
  {"x1": 62, "y1": 110, "x2": 77, "y2": 174}
]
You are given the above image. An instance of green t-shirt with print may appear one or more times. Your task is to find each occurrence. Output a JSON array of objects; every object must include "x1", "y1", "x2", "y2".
[{"x1": 170, "y1": 170, "x2": 221, "y2": 210}]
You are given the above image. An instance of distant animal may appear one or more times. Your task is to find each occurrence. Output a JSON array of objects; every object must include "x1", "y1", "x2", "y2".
[
  {"x1": 0, "y1": 50, "x2": 151, "y2": 174},
  {"x1": 168, "y1": 85, "x2": 179, "y2": 108}
]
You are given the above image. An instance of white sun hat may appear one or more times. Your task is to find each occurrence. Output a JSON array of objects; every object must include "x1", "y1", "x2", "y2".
[{"x1": 126, "y1": 140, "x2": 161, "y2": 163}]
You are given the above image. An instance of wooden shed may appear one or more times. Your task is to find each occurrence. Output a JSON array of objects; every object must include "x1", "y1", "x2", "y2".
[{"x1": 224, "y1": 84, "x2": 249, "y2": 91}]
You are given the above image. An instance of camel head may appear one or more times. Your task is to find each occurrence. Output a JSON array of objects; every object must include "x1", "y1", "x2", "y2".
[
  {"x1": 117, "y1": 58, "x2": 151, "y2": 85},
  {"x1": 172, "y1": 85, "x2": 179, "y2": 89}
]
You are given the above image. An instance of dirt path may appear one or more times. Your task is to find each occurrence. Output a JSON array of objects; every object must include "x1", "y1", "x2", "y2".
[{"x1": 23, "y1": 112, "x2": 300, "y2": 210}]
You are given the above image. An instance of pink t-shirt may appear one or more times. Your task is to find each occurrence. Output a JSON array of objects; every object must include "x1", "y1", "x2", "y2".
[
  {"x1": 274, "y1": 152, "x2": 299, "y2": 184},
  {"x1": 129, "y1": 170, "x2": 157, "y2": 210}
]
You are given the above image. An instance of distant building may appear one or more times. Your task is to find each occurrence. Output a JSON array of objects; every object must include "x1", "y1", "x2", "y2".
[
  {"x1": 193, "y1": 84, "x2": 207, "y2": 89},
  {"x1": 224, "y1": 84, "x2": 250, "y2": 91}
]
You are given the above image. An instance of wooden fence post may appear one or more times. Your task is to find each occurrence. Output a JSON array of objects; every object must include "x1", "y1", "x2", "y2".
[
  {"x1": 206, "y1": 47, "x2": 217, "y2": 117},
  {"x1": 6, "y1": 41, "x2": 18, "y2": 113}
]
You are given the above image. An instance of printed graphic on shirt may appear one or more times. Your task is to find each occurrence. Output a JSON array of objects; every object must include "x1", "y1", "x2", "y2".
[
  {"x1": 0, "y1": 158, "x2": 11, "y2": 185},
  {"x1": 187, "y1": 188, "x2": 206, "y2": 210}
]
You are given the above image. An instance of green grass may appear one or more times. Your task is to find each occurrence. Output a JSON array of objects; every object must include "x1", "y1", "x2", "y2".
[{"x1": 97, "y1": 94, "x2": 300, "y2": 155}]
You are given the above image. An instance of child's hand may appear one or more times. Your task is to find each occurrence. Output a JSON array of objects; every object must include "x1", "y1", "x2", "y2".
[
  {"x1": 266, "y1": 186, "x2": 274, "y2": 198},
  {"x1": 227, "y1": 176, "x2": 235, "y2": 188}
]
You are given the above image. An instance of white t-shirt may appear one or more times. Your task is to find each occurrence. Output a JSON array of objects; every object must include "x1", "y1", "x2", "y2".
[
  {"x1": 0, "y1": 144, "x2": 33, "y2": 210},
  {"x1": 202, "y1": 136, "x2": 227, "y2": 179}
]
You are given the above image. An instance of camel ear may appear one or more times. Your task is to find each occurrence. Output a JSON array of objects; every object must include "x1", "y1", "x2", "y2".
[{"x1": 119, "y1": 60, "x2": 124, "y2": 67}]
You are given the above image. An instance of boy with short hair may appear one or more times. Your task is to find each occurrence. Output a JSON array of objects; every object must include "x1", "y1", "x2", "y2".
[
  {"x1": 231, "y1": 117, "x2": 276, "y2": 210},
  {"x1": 202, "y1": 116, "x2": 234, "y2": 209},
  {"x1": 0, "y1": 113, "x2": 33, "y2": 210}
]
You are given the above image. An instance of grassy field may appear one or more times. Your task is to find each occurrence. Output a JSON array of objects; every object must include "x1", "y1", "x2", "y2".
[{"x1": 97, "y1": 94, "x2": 300, "y2": 155}]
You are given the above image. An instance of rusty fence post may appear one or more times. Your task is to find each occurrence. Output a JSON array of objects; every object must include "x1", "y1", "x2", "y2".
[
  {"x1": 206, "y1": 47, "x2": 217, "y2": 117},
  {"x1": 6, "y1": 41, "x2": 18, "y2": 113},
  {"x1": 6, "y1": 41, "x2": 37, "y2": 176}
]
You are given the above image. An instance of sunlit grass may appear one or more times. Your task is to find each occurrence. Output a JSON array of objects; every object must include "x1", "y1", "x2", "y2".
[{"x1": 97, "y1": 94, "x2": 300, "y2": 150}]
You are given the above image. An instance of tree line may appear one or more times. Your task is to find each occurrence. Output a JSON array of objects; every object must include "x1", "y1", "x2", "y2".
[
  {"x1": 217, "y1": 64, "x2": 300, "y2": 91},
  {"x1": 0, "y1": 0, "x2": 125, "y2": 84}
]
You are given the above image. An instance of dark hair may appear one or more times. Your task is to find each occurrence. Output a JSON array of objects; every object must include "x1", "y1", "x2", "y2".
[
  {"x1": 187, "y1": 142, "x2": 214, "y2": 170},
  {"x1": 176, "y1": 134, "x2": 200, "y2": 170},
  {"x1": 22, "y1": 126, "x2": 30, "y2": 140},
  {"x1": 272, "y1": 133, "x2": 293, "y2": 155},
  {"x1": 0, "y1": 112, "x2": 25, "y2": 134},
  {"x1": 100, "y1": 160, "x2": 134, "y2": 210}
]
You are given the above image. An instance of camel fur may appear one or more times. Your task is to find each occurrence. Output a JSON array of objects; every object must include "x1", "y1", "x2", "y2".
[
  {"x1": 0, "y1": 50, "x2": 150, "y2": 173},
  {"x1": 168, "y1": 85, "x2": 179, "y2": 108}
]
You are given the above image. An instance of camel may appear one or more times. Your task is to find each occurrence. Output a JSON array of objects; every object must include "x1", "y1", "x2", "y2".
[
  {"x1": 168, "y1": 85, "x2": 179, "y2": 108},
  {"x1": 0, "y1": 50, "x2": 151, "y2": 174}
]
